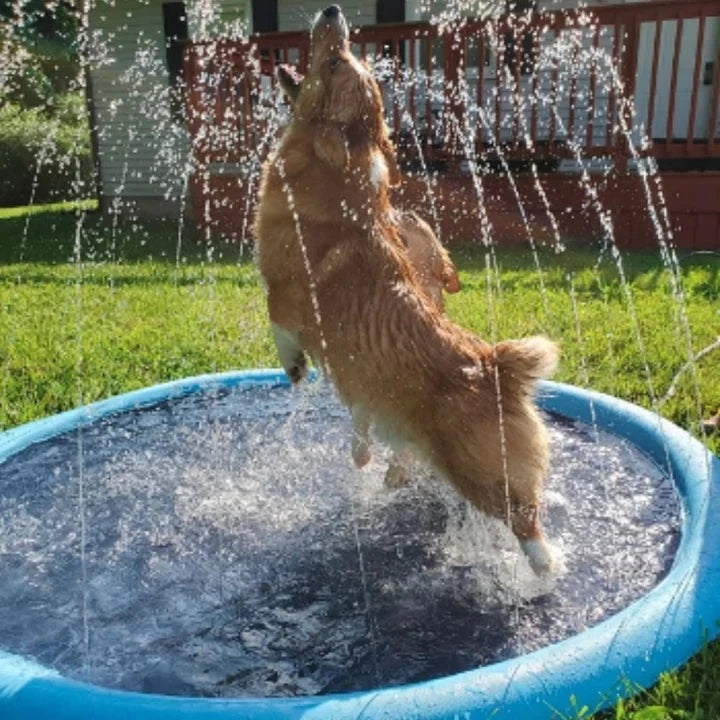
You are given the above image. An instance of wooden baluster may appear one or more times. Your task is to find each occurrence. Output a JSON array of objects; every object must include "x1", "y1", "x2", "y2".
[
  {"x1": 529, "y1": 22, "x2": 539, "y2": 153},
  {"x1": 617, "y1": 14, "x2": 640, "y2": 173},
  {"x1": 495, "y1": 20, "x2": 504, "y2": 150},
  {"x1": 686, "y1": 11, "x2": 706, "y2": 152},
  {"x1": 646, "y1": 13, "x2": 662, "y2": 144},
  {"x1": 606, "y1": 19, "x2": 620, "y2": 150},
  {"x1": 477, "y1": 25, "x2": 486, "y2": 156},
  {"x1": 709, "y1": 45, "x2": 720, "y2": 154},
  {"x1": 585, "y1": 22, "x2": 600, "y2": 151},
  {"x1": 392, "y1": 35, "x2": 401, "y2": 137},
  {"x1": 425, "y1": 34, "x2": 433, "y2": 153},
  {"x1": 665, "y1": 15, "x2": 684, "y2": 151}
]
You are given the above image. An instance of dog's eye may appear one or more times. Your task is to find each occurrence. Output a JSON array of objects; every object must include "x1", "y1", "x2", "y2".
[{"x1": 329, "y1": 57, "x2": 342, "y2": 70}]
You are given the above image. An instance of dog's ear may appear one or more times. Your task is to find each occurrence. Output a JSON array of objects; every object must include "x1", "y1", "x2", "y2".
[
  {"x1": 277, "y1": 64, "x2": 304, "y2": 105},
  {"x1": 313, "y1": 124, "x2": 349, "y2": 170}
]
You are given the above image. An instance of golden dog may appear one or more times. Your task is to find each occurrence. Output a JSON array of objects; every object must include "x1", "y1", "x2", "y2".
[
  {"x1": 254, "y1": 5, "x2": 559, "y2": 574},
  {"x1": 277, "y1": 61, "x2": 460, "y2": 486}
]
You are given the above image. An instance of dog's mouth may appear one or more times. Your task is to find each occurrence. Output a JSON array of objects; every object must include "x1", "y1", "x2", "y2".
[{"x1": 311, "y1": 5, "x2": 349, "y2": 47}]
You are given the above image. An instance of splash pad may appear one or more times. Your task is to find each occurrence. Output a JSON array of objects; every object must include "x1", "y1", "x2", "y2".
[{"x1": 0, "y1": 369, "x2": 718, "y2": 720}]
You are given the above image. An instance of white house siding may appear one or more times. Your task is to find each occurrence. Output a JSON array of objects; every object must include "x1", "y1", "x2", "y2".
[
  {"x1": 635, "y1": 16, "x2": 720, "y2": 141},
  {"x1": 187, "y1": 0, "x2": 249, "y2": 38},
  {"x1": 88, "y1": 0, "x2": 192, "y2": 214},
  {"x1": 88, "y1": 0, "x2": 249, "y2": 215}
]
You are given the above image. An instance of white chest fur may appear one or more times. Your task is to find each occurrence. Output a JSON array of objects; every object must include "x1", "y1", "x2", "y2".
[{"x1": 369, "y1": 150, "x2": 389, "y2": 190}]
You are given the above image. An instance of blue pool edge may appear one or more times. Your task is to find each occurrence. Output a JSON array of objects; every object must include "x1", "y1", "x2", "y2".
[{"x1": 0, "y1": 369, "x2": 718, "y2": 720}]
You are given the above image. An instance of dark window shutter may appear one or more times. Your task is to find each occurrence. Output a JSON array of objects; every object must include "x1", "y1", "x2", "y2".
[
  {"x1": 376, "y1": 0, "x2": 405, "y2": 24},
  {"x1": 252, "y1": 0, "x2": 278, "y2": 33},
  {"x1": 162, "y1": 2, "x2": 188, "y2": 120}
]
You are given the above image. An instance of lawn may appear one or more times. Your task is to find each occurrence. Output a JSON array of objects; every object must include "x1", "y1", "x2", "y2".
[{"x1": 1, "y1": 205, "x2": 720, "y2": 718}]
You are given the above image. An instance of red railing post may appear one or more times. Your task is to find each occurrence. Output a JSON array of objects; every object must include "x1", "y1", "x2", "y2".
[
  {"x1": 617, "y1": 14, "x2": 640, "y2": 174},
  {"x1": 442, "y1": 21, "x2": 467, "y2": 161}
]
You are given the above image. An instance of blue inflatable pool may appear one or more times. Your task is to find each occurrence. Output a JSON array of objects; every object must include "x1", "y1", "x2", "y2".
[{"x1": 1, "y1": 370, "x2": 718, "y2": 719}]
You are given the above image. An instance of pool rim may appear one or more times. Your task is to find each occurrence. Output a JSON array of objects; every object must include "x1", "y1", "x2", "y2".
[{"x1": 0, "y1": 369, "x2": 718, "y2": 720}]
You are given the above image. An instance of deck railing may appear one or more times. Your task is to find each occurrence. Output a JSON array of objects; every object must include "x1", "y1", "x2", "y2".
[{"x1": 183, "y1": 0, "x2": 720, "y2": 171}]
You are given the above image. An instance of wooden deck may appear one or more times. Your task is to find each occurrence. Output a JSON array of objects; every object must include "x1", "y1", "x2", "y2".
[{"x1": 183, "y1": 0, "x2": 720, "y2": 249}]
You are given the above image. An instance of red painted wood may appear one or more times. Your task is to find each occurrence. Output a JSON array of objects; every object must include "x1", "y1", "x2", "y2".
[
  {"x1": 646, "y1": 14, "x2": 663, "y2": 138},
  {"x1": 665, "y1": 16, "x2": 684, "y2": 147},
  {"x1": 709, "y1": 46, "x2": 720, "y2": 153},
  {"x1": 585, "y1": 23, "x2": 600, "y2": 150},
  {"x1": 686, "y1": 11, "x2": 707, "y2": 146}
]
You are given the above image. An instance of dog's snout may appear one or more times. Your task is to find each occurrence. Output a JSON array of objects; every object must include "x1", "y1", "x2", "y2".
[{"x1": 323, "y1": 5, "x2": 340, "y2": 18}]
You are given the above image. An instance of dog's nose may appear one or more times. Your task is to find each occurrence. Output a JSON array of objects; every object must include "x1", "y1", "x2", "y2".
[{"x1": 323, "y1": 5, "x2": 340, "y2": 18}]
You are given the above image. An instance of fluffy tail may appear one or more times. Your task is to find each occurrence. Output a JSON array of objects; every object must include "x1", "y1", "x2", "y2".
[{"x1": 494, "y1": 336, "x2": 559, "y2": 385}]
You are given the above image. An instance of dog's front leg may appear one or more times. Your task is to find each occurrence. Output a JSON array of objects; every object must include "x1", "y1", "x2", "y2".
[
  {"x1": 351, "y1": 406, "x2": 372, "y2": 468},
  {"x1": 271, "y1": 323, "x2": 308, "y2": 384},
  {"x1": 385, "y1": 448, "x2": 413, "y2": 488}
]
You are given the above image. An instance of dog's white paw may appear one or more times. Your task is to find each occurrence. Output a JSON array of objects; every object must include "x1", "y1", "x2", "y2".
[{"x1": 521, "y1": 537, "x2": 557, "y2": 576}]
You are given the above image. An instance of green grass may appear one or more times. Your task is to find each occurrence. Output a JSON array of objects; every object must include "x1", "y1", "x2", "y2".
[
  {"x1": 1, "y1": 208, "x2": 720, "y2": 718},
  {"x1": 0, "y1": 197, "x2": 98, "y2": 220}
]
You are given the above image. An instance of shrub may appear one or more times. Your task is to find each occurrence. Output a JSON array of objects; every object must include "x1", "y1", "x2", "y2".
[{"x1": 0, "y1": 93, "x2": 93, "y2": 207}]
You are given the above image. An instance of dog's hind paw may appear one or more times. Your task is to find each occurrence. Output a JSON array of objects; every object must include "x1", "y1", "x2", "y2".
[
  {"x1": 521, "y1": 537, "x2": 557, "y2": 576},
  {"x1": 384, "y1": 463, "x2": 412, "y2": 489},
  {"x1": 288, "y1": 352, "x2": 308, "y2": 384}
]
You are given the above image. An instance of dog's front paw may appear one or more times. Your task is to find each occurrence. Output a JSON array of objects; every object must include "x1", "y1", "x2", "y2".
[
  {"x1": 352, "y1": 437, "x2": 372, "y2": 468},
  {"x1": 288, "y1": 351, "x2": 308, "y2": 384}
]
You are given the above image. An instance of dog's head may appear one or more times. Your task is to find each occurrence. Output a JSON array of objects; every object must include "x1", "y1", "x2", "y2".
[{"x1": 281, "y1": 5, "x2": 400, "y2": 185}]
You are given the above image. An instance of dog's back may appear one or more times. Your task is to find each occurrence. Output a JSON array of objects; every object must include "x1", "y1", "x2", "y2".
[{"x1": 394, "y1": 210, "x2": 460, "y2": 310}]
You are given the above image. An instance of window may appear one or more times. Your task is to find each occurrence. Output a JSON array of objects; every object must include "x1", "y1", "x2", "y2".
[
  {"x1": 376, "y1": 0, "x2": 406, "y2": 65},
  {"x1": 503, "y1": 0, "x2": 537, "y2": 77},
  {"x1": 162, "y1": 2, "x2": 188, "y2": 120},
  {"x1": 376, "y1": 0, "x2": 405, "y2": 24}
]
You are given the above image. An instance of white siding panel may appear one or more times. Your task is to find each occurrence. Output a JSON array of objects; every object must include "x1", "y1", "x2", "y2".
[
  {"x1": 634, "y1": 16, "x2": 720, "y2": 141},
  {"x1": 89, "y1": 0, "x2": 190, "y2": 203}
]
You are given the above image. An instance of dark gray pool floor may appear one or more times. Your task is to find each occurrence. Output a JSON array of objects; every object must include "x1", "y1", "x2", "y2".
[{"x1": 0, "y1": 381, "x2": 680, "y2": 697}]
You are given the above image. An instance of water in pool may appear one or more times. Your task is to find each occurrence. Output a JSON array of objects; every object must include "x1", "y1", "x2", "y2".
[{"x1": 0, "y1": 380, "x2": 680, "y2": 697}]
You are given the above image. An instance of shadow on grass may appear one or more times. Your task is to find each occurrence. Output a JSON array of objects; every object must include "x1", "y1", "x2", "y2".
[
  {"x1": 2, "y1": 210, "x2": 718, "y2": 302},
  {"x1": 0, "y1": 211, "x2": 254, "y2": 266}
]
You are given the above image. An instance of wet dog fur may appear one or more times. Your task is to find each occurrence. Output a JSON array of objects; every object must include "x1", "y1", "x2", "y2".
[
  {"x1": 277, "y1": 63, "x2": 460, "y2": 313},
  {"x1": 254, "y1": 6, "x2": 559, "y2": 574},
  {"x1": 277, "y1": 60, "x2": 460, "y2": 486}
]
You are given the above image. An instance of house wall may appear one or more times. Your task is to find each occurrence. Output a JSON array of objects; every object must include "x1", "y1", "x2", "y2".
[
  {"x1": 88, "y1": 0, "x2": 720, "y2": 218},
  {"x1": 88, "y1": 0, "x2": 182, "y2": 215},
  {"x1": 635, "y1": 16, "x2": 720, "y2": 140},
  {"x1": 87, "y1": 0, "x2": 250, "y2": 217},
  {"x1": 275, "y1": 1, "x2": 375, "y2": 31}
]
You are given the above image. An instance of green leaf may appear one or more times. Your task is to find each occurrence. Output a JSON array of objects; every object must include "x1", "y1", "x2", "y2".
[{"x1": 631, "y1": 706, "x2": 670, "y2": 720}]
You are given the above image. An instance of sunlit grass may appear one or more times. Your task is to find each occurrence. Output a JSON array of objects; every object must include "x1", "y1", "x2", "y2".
[{"x1": 0, "y1": 198, "x2": 98, "y2": 219}]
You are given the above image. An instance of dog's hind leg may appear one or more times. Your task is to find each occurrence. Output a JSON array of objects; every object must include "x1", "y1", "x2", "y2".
[
  {"x1": 385, "y1": 447, "x2": 413, "y2": 489},
  {"x1": 351, "y1": 406, "x2": 372, "y2": 468},
  {"x1": 271, "y1": 323, "x2": 308, "y2": 384},
  {"x1": 511, "y1": 504, "x2": 555, "y2": 575}
]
